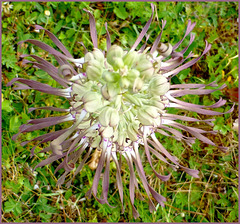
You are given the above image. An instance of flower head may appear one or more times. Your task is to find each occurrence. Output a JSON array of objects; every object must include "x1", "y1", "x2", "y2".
[{"x1": 8, "y1": 4, "x2": 234, "y2": 218}]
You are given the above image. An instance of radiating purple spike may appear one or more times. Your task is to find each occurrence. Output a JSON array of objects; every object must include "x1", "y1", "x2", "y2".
[
  {"x1": 57, "y1": 171, "x2": 68, "y2": 186},
  {"x1": 180, "y1": 33, "x2": 195, "y2": 54},
  {"x1": 34, "y1": 154, "x2": 64, "y2": 170},
  {"x1": 83, "y1": 9, "x2": 98, "y2": 48},
  {"x1": 124, "y1": 154, "x2": 140, "y2": 219},
  {"x1": 7, "y1": 78, "x2": 71, "y2": 98},
  {"x1": 70, "y1": 145, "x2": 91, "y2": 179},
  {"x1": 101, "y1": 147, "x2": 112, "y2": 205},
  {"x1": 13, "y1": 83, "x2": 31, "y2": 90},
  {"x1": 111, "y1": 152, "x2": 124, "y2": 212},
  {"x1": 172, "y1": 20, "x2": 196, "y2": 51},
  {"x1": 104, "y1": 22, "x2": 111, "y2": 51},
  {"x1": 20, "y1": 54, "x2": 70, "y2": 87},
  {"x1": 77, "y1": 41, "x2": 88, "y2": 54},
  {"x1": 163, "y1": 41, "x2": 211, "y2": 78},
  {"x1": 143, "y1": 137, "x2": 171, "y2": 181},
  {"x1": 150, "y1": 19, "x2": 167, "y2": 54},
  {"x1": 168, "y1": 102, "x2": 234, "y2": 116},
  {"x1": 139, "y1": 34, "x2": 150, "y2": 52},
  {"x1": 18, "y1": 39, "x2": 72, "y2": 60},
  {"x1": 131, "y1": 146, "x2": 156, "y2": 211},
  {"x1": 28, "y1": 106, "x2": 69, "y2": 113},
  {"x1": 91, "y1": 143, "x2": 107, "y2": 197},
  {"x1": 147, "y1": 184, "x2": 166, "y2": 207},
  {"x1": 34, "y1": 25, "x2": 73, "y2": 58},
  {"x1": 130, "y1": 3, "x2": 155, "y2": 52}
]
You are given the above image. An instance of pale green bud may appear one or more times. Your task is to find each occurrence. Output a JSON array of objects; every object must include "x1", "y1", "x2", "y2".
[
  {"x1": 149, "y1": 76, "x2": 170, "y2": 95},
  {"x1": 123, "y1": 51, "x2": 139, "y2": 67},
  {"x1": 100, "y1": 126, "x2": 114, "y2": 138},
  {"x1": 102, "y1": 71, "x2": 120, "y2": 83},
  {"x1": 140, "y1": 67, "x2": 154, "y2": 80},
  {"x1": 99, "y1": 107, "x2": 119, "y2": 127},
  {"x1": 132, "y1": 77, "x2": 143, "y2": 93},
  {"x1": 150, "y1": 97, "x2": 165, "y2": 112},
  {"x1": 101, "y1": 84, "x2": 119, "y2": 101},
  {"x1": 127, "y1": 69, "x2": 140, "y2": 81},
  {"x1": 99, "y1": 107, "x2": 112, "y2": 127},
  {"x1": 113, "y1": 57, "x2": 124, "y2": 71},
  {"x1": 137, "y1": 106, "x2": 158, "y2": 126},
  {"x1": 71, "y1": 83, "x2": 91, "y2": 100},
  {"x1": 109, "y1": 109, "x2": 120, "y2": 127},
  {"x1": 82, "y1": 91, "x2": 102, "y2": 112},
  {"x1": 77, "y1": 120, "x2": 91, "y2": 129},
  {"x1": 86, "y1": 65, "x2": 102, "y2": 81},
  {"x1": 120, "y1": 77, "x2": 130, "y2": 89},
  {"x1": 123, "y1": 110, "x2": 135, "y2": 122},
  {"x1": 84, "y1": 52, "x2": 94, "y2": 63},
  {"x1": 114, "y1": 95, "x2": 122, "y2": 110},
  {"x1": 88, "y1": 59, "x2": 103, "y2": 69},
  {"x1": 145, "y1": 105, "x2": 158, "y2": 118},
  {"x1": 90, "y1": 136, "x2": 101, "y2": 148},
  {"x1": 117, "y1": 131, "x2": 126, "y2": 146},
  {"x1": 92, "y1": 48, "x2": 105, "y2": 63},
  {"x1": 127, "y1": 123, "x2": 139, "y2": 142},
  {"x1": 107, "y1": 45, "x2": 124, "y2": 66},
  {"x1": 135, "y1": 58, "x2": 152, "y2": 72},
  {"x1": 124, "y1": 93, "x2": 142, "y2": 107}
]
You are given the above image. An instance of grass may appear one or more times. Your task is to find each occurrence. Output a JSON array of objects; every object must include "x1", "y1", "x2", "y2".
[{"x1": 2, "y1": 1, "x2": 238, "y2": 222}]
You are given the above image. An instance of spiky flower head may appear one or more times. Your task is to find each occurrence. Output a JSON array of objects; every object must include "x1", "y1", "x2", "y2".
[{"x1": 8, "y1": 4, "x2": 233, "y2": 218}]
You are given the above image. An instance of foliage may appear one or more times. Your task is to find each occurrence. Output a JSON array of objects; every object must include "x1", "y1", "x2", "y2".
[{"x1": 2, "y1": 1, "x2": 238, "y2": 222}]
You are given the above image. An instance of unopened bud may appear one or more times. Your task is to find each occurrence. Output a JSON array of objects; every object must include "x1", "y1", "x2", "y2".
[
  {"x1": 127, "y1": 123, "x2": 139, "y2": 142},
  {"x1": 82, "y1": 92, "x2": 102, "y2": 112},
  {"x1": 149, "y1": 76, "x2": 170, "y2": 95},
  {"x1": 86, "y1": 65, "x2": 102, "y2": 80},
  {"x1": 107, "y1": 45, "x2": 124, "y2": 67},
  {"x1": 135, "y1": 58, "x2": 152, "y2": 72},
  {"x1": 92, "y1": 48, "x2": 105, "y2": 63},
  {"x1": 99, "y1": 126, "x2": 114, "y2": 138},
  {"x1": 102, "y1": 71, "x2": 120, "y2": 83},
  {"x1": 124, "y1": 93, "x2": 142, "y2": 107},
  {"x1": 90, "y1": 136, "x2": 101, "y2": 148},
  {"x1": 127, "y1": 69, "x2": 140, "y2": 81},
  {"x1": 123, "y1": 51, "x2": 139, "y2": 67},
  {"x1": 137, "y1": 106, "x2": 158, "y2": 126},
  {"x1": 84, "y1": 52, "x2": 94, "y2": 63},
  {"x1": 101, "y1": 84, "x2": 119, "y2": 101},
  {"x1": 140, "y1": 67, "x2": 154, "y2": 80},
  {"x1": 99, "y1": 107, "x2": 119, "y2": 127},
  {"x1": 120, "y1": 77, "x2": 130, "y2": 89},
  {"x1": 132, "y1": 77, "x2": 143, "y2": 93}
]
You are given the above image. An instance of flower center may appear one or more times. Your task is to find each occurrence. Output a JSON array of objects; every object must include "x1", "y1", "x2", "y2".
[{"x1": 70, "y1": 45, "x2": 170, "y2": 147}]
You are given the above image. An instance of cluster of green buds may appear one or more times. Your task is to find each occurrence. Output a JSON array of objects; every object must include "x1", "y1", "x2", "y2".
[{"x1": 70, "y1": 45, "x2": 170, "y2": 147}]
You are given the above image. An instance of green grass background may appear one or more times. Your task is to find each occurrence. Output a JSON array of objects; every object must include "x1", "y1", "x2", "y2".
[{"x1": 2, "y1": 1, "x2": 238, "y2": 222}]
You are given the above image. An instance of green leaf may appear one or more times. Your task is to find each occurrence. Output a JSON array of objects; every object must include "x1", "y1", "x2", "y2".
[
  {"x1": 9, "y1": 115, "x2": 21, "y2": 132},
  {"x1": 35, "y1": 2, "x2": 44, "y2": 13},
  {"x1": 39, "y1": 213, "x2": 52, "y2": 222},
  {"x1": 66, "y1": 28, "x2": 75, "y2": 38},
  {"x1": 4, "y1": 199, "x2": 23, "y2": 216},
  {"x1": 114, "y1": 3, "x2": 128, "y2": 20},
  {"x1": 2, "y1": 100, "x2": 13, "y2": 113},
  {"x1": 54, "y1": 20, "x2": 64, "y2": 33},
  {"x1": 65, "y1": 189, "x2": 72, "y2": 200}
]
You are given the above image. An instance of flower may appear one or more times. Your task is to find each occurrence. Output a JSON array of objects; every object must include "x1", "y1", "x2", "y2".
[{"x1": 8, "y1": 4, "x2": 234, "y2": 219}]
